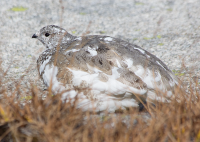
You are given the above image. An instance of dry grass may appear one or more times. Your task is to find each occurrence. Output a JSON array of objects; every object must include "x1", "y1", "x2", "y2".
[{"x1": 0, "y1": 68, "x2": 200, "y2": 142}]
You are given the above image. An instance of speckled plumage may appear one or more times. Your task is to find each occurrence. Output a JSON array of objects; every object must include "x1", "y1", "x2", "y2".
[{"x1": 32, "y1": 25, "x2": 180, "y2": 112}]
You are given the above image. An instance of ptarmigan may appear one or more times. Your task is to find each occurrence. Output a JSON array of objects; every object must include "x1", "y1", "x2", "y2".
[{"x1": 32, "y1": 25, "x2": 180, "y2": 112}]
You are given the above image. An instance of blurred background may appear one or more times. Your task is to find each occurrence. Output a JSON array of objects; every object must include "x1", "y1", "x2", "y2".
[{"x1": 0, "y1": 0, "x2": 200, "y2": 88}]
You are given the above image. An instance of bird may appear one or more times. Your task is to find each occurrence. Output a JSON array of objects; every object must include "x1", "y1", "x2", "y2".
[{"x1": 32, "y1": 25, "x2": 181, "y2": 112}]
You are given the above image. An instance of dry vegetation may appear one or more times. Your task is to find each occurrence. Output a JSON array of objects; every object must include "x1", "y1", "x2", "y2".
[{"x1": 0, "y1": 67, "x2": 200, "y2": 142}]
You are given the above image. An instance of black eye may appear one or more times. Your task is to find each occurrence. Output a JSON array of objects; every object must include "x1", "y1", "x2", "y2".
[{"x1": 45, "y1": 33, "x2": 50, "y2": 37}]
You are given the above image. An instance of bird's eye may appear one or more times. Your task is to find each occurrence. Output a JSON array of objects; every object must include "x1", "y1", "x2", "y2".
[{"x1": 45, "y1": 33, "x2": 50, "y2": 37}]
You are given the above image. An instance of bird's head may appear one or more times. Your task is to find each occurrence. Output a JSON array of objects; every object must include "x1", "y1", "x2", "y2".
[{"x1": 32, "y1": 25, "x2": 67, "y2": 49}]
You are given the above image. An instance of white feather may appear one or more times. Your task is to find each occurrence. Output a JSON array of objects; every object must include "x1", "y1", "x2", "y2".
[
  {"x1": 134, "y1": 47, "x2": 145, "y2": 54},
  {"x1": 42, "y1": 64, "x2": 65, "y2": 93},
  {"x1": 124, "y1": 58, "x2": 133, "y2": 68},
  {"x1": 39, "y1": 56, "x2": 51, "y2": 74},
  {"x1": 87, "y1": 46, "x2": 97, "y2": 56},
  {"x1": 104, "y1": 37, "x2": 113, "y2": 41},
  {"x1": 156, "y1": 61, "x2": 166, "y2": 70}
]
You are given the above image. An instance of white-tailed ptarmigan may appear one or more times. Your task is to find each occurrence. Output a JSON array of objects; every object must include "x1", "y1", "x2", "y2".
[{"x1": 32, "y1": 25, "x2": 181, "y2": 112}]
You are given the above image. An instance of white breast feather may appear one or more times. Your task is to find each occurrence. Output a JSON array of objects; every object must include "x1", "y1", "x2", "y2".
[
  {"x1": 39, "y1": 56, "x2": 51, "y2": 74},
  {"x1": 42, "y1": 64, "x2": 65, "y2": 93}
]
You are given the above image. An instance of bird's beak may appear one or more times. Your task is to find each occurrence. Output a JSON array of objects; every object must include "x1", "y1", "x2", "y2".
[{"x1": 32, "y1": 34, "x2": 38, "y2": 38}]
